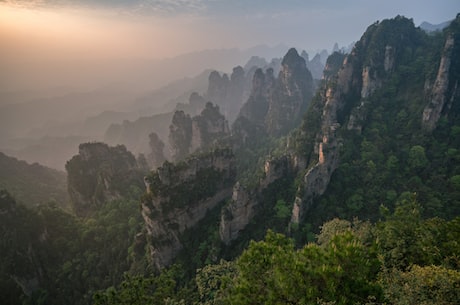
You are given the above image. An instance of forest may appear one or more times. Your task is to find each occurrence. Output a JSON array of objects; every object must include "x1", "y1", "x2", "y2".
[{"x1": 1, "y1": 14, "x2": 460, "y2": 305}]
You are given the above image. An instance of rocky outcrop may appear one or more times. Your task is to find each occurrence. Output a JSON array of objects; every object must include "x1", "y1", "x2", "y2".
[
  {"x1": 169, "y1": 103, "x2": 230, "y2": 161},
  {"x1": 233, "y1": 48, "x2": 314, "y2": 143},
  {"x1": 205, "y1": 67, "x2": 248, "y2": 123},
  {"x1": 290, "y1": 125, "x2": 341, "y2": 223},
  {"x1": 141, "y1": 148, "x2": 236, "y2": 269},
  {"x1": 422, "y1": 34, "x2": 456, "y2": 131},
  {"x1": 66, "y1": 142, "x2": 144, "y2": 217},
  {"x1": 147, "y1": 132, "x2": 166, "y2": 169},
  {"x1": 291, "y1": 16, "x2": 424, "y2": 223},
  {"x1": 360, "y1": 66, "x2": 382, "y2": 98},
  {"x1": 191, "y1": 102, "x2": 230, "y2": 151},
  {"x1": 323, "y1": 52, "x2": 346, "y2": 82},
  {"x1": 219, "y1": 155, "x2": 293, "y2": 244},
  {"x1": 265, "y1": 48, "x2": 314, "y2": 136},
  {"x1": 237, "y1": 68, "x2": 272, "y2": 125},
  {"x1": 169, "y1": 111, "x2": 193, "y2": 161},
  {"x1": 219, "y1": 182, "x2": 256, "y2": 245},
  {"x1": 291, "y1": 55, "x2": 356, "y2": 223}
]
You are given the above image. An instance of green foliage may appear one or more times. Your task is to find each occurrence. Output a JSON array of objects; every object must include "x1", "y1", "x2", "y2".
[
  {"x1": 145, "y1": 148, "x2": 235, "y2": 213},
  {"x1": 65, "y1": 143, "x2": 144, "y2": 216},
  {"x1": 381, "y1": 265, "x2": 460, "y2": 305},
  {"x1": 274, "y1": 199, "x2": 291, "y2": 220},
  {"x1": 195, "y1": 260, "x2": 236, "y2": 305},
  {"x1": 305, "y1": 21, "x2": 460, "y2": 223},
  {"x1": 226, "y1": 230, "x2": 382, "y2": 305},
  {"x1": 93, "y1": 270, "x2": 179, "y2": 305},
  {"x1": 408, "y1": 145, "x2": 428, "y2": 171},
  {"x1": 4, "y1": 15, "x2": 460, "y2": 305},
  {"x1": 0, "y1": 188, "x2": 144, "y2": 305},
  {"x1": 0, "y1": 152, "x2": 70, "y2": 209},
  {"x1": 375, "y1": 196, "x2": 460, "y2": 272}
]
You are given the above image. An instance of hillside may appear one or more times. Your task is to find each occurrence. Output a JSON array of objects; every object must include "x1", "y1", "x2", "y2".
[
  {"x1": 0, "y1": 152, "x2": 70, "y2": 209},
  {"x1": 1, "y1": 14, "x2": 459, "y2": 305}
]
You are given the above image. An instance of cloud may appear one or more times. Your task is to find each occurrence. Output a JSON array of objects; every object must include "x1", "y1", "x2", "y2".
[{"x1": 0, "y1": 0, "x2": 209, "y2": 15}]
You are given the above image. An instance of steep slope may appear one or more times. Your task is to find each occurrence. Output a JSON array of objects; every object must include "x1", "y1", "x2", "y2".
[
  {"x1": 169, "y1": 103, "x2": 230, "y2": 162},
  {"x1": 206, "y1": 66, "x2": 248, "y2": 123},
  {"x1": 0, "y1": 152, "x2": 69, "y2": 208},
  {"x1": 104, "y1": 112, "x2": 173, "y2": 157},
  {"x1": 141, "y1": 148, "x2": 236, "y2": 269},
  {"x1": 290, "y1": 15, "x2": 460, "y2": 225},
  {"x1": 233, "y1": 48, "x2": 314, "y2": 143},
  {"x1": 66, "y1": 142, "x2": 145, "y2": 217}
]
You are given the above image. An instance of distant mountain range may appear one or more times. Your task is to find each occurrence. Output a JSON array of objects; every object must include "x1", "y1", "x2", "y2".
[{"x1": 419, "y1": 20, "x2": 452, "y2": 32}]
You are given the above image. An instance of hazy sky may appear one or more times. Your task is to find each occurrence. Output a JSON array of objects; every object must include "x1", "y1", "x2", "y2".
[{"x1": 1, "y1": 0, "x2": 459, "y2": 91}]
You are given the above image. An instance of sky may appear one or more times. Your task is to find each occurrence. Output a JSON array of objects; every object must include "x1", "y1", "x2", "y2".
[{"x1": 1, "y1": 0, "x2": 459, "y2": 92}]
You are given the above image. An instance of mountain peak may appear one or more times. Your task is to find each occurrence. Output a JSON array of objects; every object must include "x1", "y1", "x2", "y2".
[{"x1": 281, "y1": 48, "x2": 305, "y2": 67}]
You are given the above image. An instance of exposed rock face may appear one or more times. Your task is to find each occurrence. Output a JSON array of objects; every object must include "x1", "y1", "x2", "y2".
[
  {"x1": 292, "y1": 16, "x2": 424, "y2": 223},
  {"x1": 233, "y1": 48, "x2": 314, "y2": 142},
  {"x1": 141, "y1": 148, "x2": 236, "y2": 269},
  {"x1": 219, "y1": 155, "x2": 293, "y2": 244},
  {"x1": 422, "y1": 34, "x2": 456, "y2": 130},
  {"x1": 238, "y1": 68, "x2": 272, "y2": 124},
  {"x1": 66, "y1": 142, "x2": 144, "y2": 217},
  {"x1": 219, "y1": 182, "x2": 255, "y2": 244},
  {"x1": 291, "y1": 55, "x2": 356, "y2": 223},
  {"x1": 384, "y1": 45, "x2": 395, "y2": 72},
  {"x1": 147, "y1": 132, "x2": 166, "y2": 169},
  {"x1": 205, "y1": 67, "x2": 248, "y2": 123},
  {"x1": 361, "y1": 66, "x2": 382, "y2": 98},
  {"x1": 191, "y1": 102, "x2": 230, "y2": 151},
  {"x1": 265, "y1": 48, "x2": 314, "y2": 136},
  {"x1": 169, "y1": 103, "x2": 230, "y2": 161},
  {"x1": 169, "y1": 111, "x2": 193, "y2": 161},
  {"x1": 323, "y1": 52, "x2": 346, "y2": 82},
  {"x1": 207, "y1": 71, "x2": 229, "y2": 103}
]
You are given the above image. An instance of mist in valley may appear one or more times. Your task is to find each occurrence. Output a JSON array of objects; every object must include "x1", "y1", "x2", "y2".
[
  {"x1": 0, "y1": 0, "x2": 457, "y2": 170},
  {"x1": 2, "y1": 1, "x2": 460, "y2": 305}
]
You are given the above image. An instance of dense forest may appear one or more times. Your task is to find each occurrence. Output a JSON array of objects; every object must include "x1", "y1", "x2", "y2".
[{"x1": 1, "y1": 14, "x2": 460, "y2": 305}]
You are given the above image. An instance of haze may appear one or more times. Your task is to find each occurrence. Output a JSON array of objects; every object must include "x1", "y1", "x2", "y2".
[
  {"x1": 1, "y1": 0, "x2": 458, "y2": 92},
  {"x1": 0, "y1": 0, "x2": 458, "y2": 170}
]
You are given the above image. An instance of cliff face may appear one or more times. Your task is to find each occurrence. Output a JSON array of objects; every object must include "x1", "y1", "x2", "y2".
[
  {"x1": 143, "y1": 15, "x2": 460, "y2": 267},
  {"x1": 422, "y1": 15, "x2": 460, "y2": 130},
  {"x1": 206, "y1": 67, "x2": 248, "y2": 123},
  {"x1": 219, "y1": 155, "x2": 294, "y2": 244},
  {"x1": 233, "y1": 48, "x2": 314, "y2": 142},
  {"x1": 147, "y1": 132, "x2": 166, "y2": 169},
  {"x1": 237, "y1": 68, "x2": 272, "y2": 125},
  {"x1": 291, "y1": 16, "x2": 431, "y2": 223},
  {"x1": 169, "y1": 103, "x2": 230, "y2": 162},
  {"x1": 141, "y1": 148, "x2": 236, "y2": 269},
  {"x1": 265, "y1": 48, "x2": 314, "y2": 136},
  {"x1": 66, "y1": 142, "x2": 144, "y2": 217},
  {"x1": 169, "y1": 111, "x2": 193, "y2": 161},
  {"x1": 191, "y1": 103, "x2": 230, "y2": 151},
  {"x1": 291, "y1": 54, "x2": 357, "y2": 223}
]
